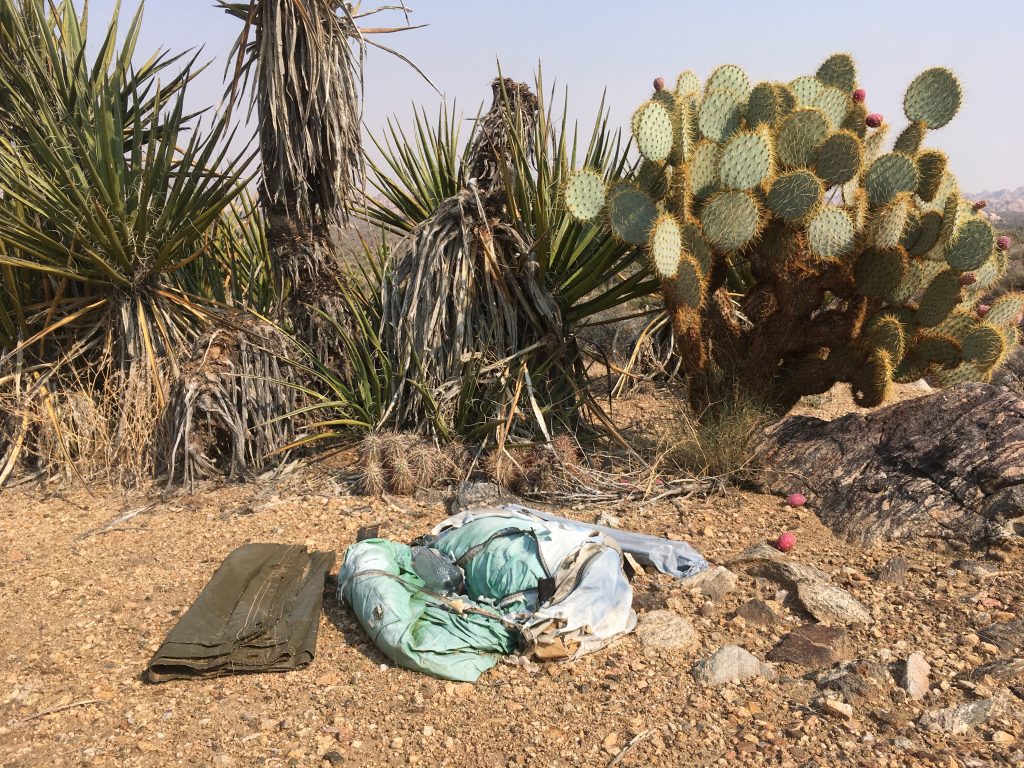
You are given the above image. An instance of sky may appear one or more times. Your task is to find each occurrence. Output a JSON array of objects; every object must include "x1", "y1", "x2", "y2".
[{"x1": 76, "y1": 0, "x2": 1024, "y2": 193}]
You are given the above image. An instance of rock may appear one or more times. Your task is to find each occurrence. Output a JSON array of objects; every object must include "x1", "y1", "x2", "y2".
[
  {"x1": 322, "y1": 752, "x2": 344, "y2": 766},
  {"x1": 732, "y1": 556, "x2": 829, "y2": 587},
  {"x1": 794, "y1": 580, "x2": 873, "y2": 626},
  {"x1": 448, "y1": 482, "x2": 517, "y2": 514},
  {"x1": 919, "y1": 688, "x2": 1020, "y2": 735},
  {"x1": 820, "y1": 696, "x2": 853, "y2": 721},
  {"x1": 816, "y1": 659, "x2": 893, "y2": 705},
  {"x1": 961, "y1": 657, "x2": 1024, "y2": 684},
  {"x1": 952, "y1": 559, "x2": 999, "y2": 577},
  {"x1": 636, "y1": 610, "x2": 699, "y2": 654},
  {"x1": 696, "y1": 566, "x2": 738, "y2": 602},
  {"x1": 735, "y1": 599, "x2": 781, "y2": 627},
  {"x1": 755, "y1": 384, "x2": 1024, "y2": 547},
  {"x1": 901, "y1": 653, "x2": 931, "y2": 701},
  {"x1": 875, "y1": 556, "x2": 909, "y2": 583},
  {"x1": 767, "y1": 624, "x2": 852, "y2": 669},
  {"x1": 979, "y1": 619, "x2": 1024, "y2": 654},
  {"x1": 691, "y1": 645, "x2": 777, "y2": 686},
  {"x1": 992, "y1": 730, "x2": 1015, "y2": 745},
  {"x1": 725, "y1": 543, "x2": 784, "y2": 567}
]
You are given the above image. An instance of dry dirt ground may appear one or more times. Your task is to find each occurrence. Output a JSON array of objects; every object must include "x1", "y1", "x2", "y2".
[{"x1": 1, "y1": 385, "x2": 1023, "y2": 768}]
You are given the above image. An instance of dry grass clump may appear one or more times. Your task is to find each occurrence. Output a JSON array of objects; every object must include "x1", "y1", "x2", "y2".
[{"x1": 661, "y1": 392, "x2": 773, "y2": 482}]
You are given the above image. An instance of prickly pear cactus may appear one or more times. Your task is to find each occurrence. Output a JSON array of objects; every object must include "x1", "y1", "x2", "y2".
[{"x1": 564, "y1": 55, "x2": 1021, "y2": 413}]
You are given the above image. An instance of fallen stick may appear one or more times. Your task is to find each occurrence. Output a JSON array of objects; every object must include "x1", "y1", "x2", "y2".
[
  {"x1": 77, "y1": 504, "x2": 157, "y2": 539},
  {"x1": 13, "y1": 699, "x2": 105, "y2": 726},
  {"x1": 607, "y1": 729, "x2": 652, "y2": 767}
]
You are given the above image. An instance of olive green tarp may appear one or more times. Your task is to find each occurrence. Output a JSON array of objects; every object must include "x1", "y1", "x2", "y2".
[{"x1": 147, "y1": 543, "x2": 335, "y2": 682}]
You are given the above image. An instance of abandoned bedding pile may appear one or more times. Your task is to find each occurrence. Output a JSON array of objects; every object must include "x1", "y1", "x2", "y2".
[{"x1": 339, "y1": 504, "x2": 707, "y2": 681}]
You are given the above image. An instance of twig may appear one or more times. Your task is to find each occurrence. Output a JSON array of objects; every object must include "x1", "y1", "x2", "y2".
[
  {"x1": 12, "y1": 699, "x2": 105, "y2": 726},
  {"x1": 607, "y1": 729, "x2": 652, "y2": 767},
  {"x1": 77, "y1": 504, "x2": 157, "y2": 540}
]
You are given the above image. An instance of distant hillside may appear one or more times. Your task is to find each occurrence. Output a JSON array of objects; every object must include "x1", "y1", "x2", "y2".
[{"x1": 964, "y1": 188, "x2": 1024, "y2": 228}]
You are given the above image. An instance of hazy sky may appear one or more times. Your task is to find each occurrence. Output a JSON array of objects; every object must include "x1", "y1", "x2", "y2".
[{"x1": 77, "y1": 0, "x2": 1024, "y2": 192}]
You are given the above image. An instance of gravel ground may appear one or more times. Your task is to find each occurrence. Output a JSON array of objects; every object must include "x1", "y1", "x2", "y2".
[{"x1": 1, "y1": 390, "x2": 1022, "y2": 767}]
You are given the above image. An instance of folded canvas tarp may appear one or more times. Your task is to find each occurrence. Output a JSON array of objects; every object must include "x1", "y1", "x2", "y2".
[
  {"x1": 147, "y1": 543, "x2": 335, "y2": 682},
  {"x1": 340, "y1": 506, "x2": 701, "y2": 682}
]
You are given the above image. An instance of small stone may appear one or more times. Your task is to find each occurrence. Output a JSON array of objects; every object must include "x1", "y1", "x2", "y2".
[
  {"x1": 390, "y1": 737, "x2": 404, "y2": 749},
  {"x1": 422, "y1": 726, "x2": 435, "y2": 737},
  {"x1": 735, "y1": 599, "x2": 781, "y2": 627},
  {"x1": 992, "y1": 730, "x2": 1015, "y2": 745},
  {"x1": 698, "y1": 566, "x2": 738, "y2": 602},
  {"x1": 767, "y1": 624, "x2": 852, "y2": 669},
  {"x1": 322, "y1": 752, "x2": 344, "y2": 766},
  {"x1": 961, "y1": 633, "x2": 980, "y2": 649},
  {"x1": 875, "y1": 556, "x2": 909, "y2": 583},
  {"x1": 902, "y1": 653, "x2": 931, "y2": 701},
  {"x1": 980, "y1": 642, "x2": 1000, "y2": 655},
  {"x1": 795, "y1": 580, "x2": 873, "y2": 626},
  {"x1": 636, "y1": 610, "x2": 699, "y2": 654},
  {"x1": 919, "y1": 689, "x2": 1018, "y2": 735},
  {"x1": 691, "y1": 645, "x2": 777, "y2": 686},
  {"x1": 820, "y1": 697, "x2": 853, "y2": 721}
]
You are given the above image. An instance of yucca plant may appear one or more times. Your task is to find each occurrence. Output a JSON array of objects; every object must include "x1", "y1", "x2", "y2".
[
  {"x1": 367, "y1": 73, "x2": 659, "y2": 443},
  {"x1": 0, "y1": 0, "x2": 252, "y2": 485}
]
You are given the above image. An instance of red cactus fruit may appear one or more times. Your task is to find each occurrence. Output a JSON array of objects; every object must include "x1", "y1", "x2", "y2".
[
  {"x1": 973, "y1": 200, "x2": 988, "y2": 211},
  {"x1": 960, "y1": 273, "x2": 977, "y2": 287},
  {"x1": 852, "y1": 88, "x2": 866, "y2": 103},
  {"x1": 776, "y1": 532, "x2": 797, "y2": 553},
  {"x1": 653, "y1": 77, "x2": 665, "y2": 92},
  {"x1": 866, "y1": 113, "x2": 883, "y2": 128},
  {"x1": 978, "y1": 304, "x2": 991, "y2": 317},
  {"x1": 997, "y1": 235, "x2": 1012, "y2": 251},
  {"x1": 786, "y1": 492, "x2": 806, "y2": 507}
]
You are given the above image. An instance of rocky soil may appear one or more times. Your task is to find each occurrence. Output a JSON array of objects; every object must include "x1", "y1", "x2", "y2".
[{"x1": 1, "y1": 388, "x2": 1023, "y2": 767}]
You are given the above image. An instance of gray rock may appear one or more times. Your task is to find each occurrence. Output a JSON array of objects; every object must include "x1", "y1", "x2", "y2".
[
  {"x1": 901, "y1": 653, "x2": 931, "y2": 701},
  {"x1": 725, "y1": 543, "x2": 784, "y2": 567},
  {"x1": 691, "y1": 645, "x2": 777, "y2": 686},
  {"x1": 735, "y1": 599, "x2": 781, "y2": 627},
  {"x1": 952, "y1": 558, "x2": 999, "y2": 578},
  {"x1": 875, "y1": 556, "x2": 909, "y2": 583},
  {"x1": 919, "y1": 688, "x2": 1020, "y2": 735},
  {"x1": 745, "y1": 559, "x2": 832, "y2": 589},
  {"x1": 795, "y1": 580, "x2": 873, "y2": 626},
  {"x1": 961, "y1": 657, "x2": 1024, "y2": 684},
  {"x1": 980, "y1": 619, "x2": 1024, "y2": 654},
  {"x1": 636, "y1": 610, "x2": 699, "y2": 654},
  {"x1": 696, "y1": 566, "x2": 738, "y2": 602},
  {"x1": 767, "y1": 624, "x2": 852, "y2": 669}
]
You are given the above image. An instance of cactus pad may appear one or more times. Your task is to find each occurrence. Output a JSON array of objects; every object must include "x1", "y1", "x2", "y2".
[
  {"x1": 690, "y1": 140, "x2": 722, "y2": 201},
  {"x1": 675, "y1": 70, "x2": 701, "y2": 98},
  {"x1": 904, "y1": 67, "x2": 962, "y2": 129},
  {"x1": 961, "y1": 324, "x2": 1005, "y2": 368},
  {"x1": 777, "y1": 108, "x2": 830, "y2": 168},
  {"x1": 663, "y1": 253, "x2": 705, "y2": 308},
  {"x1": 855, "y1": 247, "x2": 907, "y2": 300},
  {"x1": 813, "y1": 86, "x2": 850, "y2": 129},
  {"x1": 940, "y1": 193, "x2": 970, "y2": 244},
  {"x1": 649, "y1": 213, "x2": 684, "y2": 279},
  {"x1": 871, "y1": 194, "x2": 912, "y2": 250},
  {"x1": 945, "y1": 217, "x2": 995, "y2": 272},
  {"x1": 706, "y1": 64, "x2": 751, "y2": 97},
  {"x1": 701, "y1": 190, "x2": 762, "y2": 252},
  {"x1": 904, "y1": 210, "x2": 944, "y2": 257},
  {"x1": 682, "y1": 222, "x2": 714, "y2": 277},
  {"x1": 864, "y1": 152, "x2": 919, "y2": 207},
  {"x1": 807, "y1": 207, "x2": 855, "y2": 259},
  {"x1": 632, "y1": 100, "x2": 675, "y2": 162},
  {"x1": 985, "y1": 292, "x2": 1024, "y2": 327},
  {"x1": 931, "y1": 361, "x2": 991, "y2": 387},
  {"x1": 863, "y1": 122, "x2": 890, "y2": 164},
  {"x1": 790, "y1": 75, "x2": 824, "y2": 107},
  {"x1": 719, "y1": 130, "x2": 774, "y2": 190},
  {"x1": 842, "y1": 101, "x2": 868, "y2": 138},
  {"x1": 851, "y1": 348, "x2": 893, "y2": 407},
  {"x1": 605, "y1": 183, "x2": 657, "y2": 245},
  {"x1": 863, "y1": 314, "x2": 906, "y2": 363},
  {"x1": 916, "y1": 150, "x2": 947, "y2": 203},
  {"x1": 816, "y1": 53, "x2": 857, "y2": 92},
  {"x1": 562, "y1": 169, "x2": 607, "y2": 222},
  {"x1": 894, "y1": 121, "x2": 927, "y2": 154},
  {"x1": 747, "y1": 82, "x2": 781, "y2": 128},
  {"x1": 911, "y1": 333, "x2": 962, "y2": 368},
  {"x1": 916, "y1": 270, "x2": 961, "y2": 327},
  {"x1": 698, "y1": 89, "x2": 742, "y2": 143},
  {"x1": 766, "y1": 170, "x2": 823, "y2": 222},
  {"x1": 812, "y1": 130, "x2": 863, "y2": 187}
]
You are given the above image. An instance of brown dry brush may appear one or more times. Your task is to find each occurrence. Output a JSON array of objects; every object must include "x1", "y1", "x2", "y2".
[{"x1": 157, "y1": 313, "x2": 301, "y2": 489}]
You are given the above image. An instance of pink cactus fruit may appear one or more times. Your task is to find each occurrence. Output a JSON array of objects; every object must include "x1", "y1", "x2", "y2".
[
  {"x1": 653, "y1": 77, "x2": 665, "y2": 92},
  {"x1": 959, "y1": 273, "x2": 977, "y2": 287},
  {"x1": 997, "y1": 235, "x2": 1012, "y2": 251},
  {"x1": 866, "y1": 113, "x2": 883, "y2": 128},
  {"x1": 978, "y1": 304, "x2": 991, "y2": 318},
  {"x1": 973, "y1": 199, "x2": 987, "y2": 211},
  {"x1": 786, "y1": 492, "x2": 806, "y2": 507},
  {"x1": 852, "y1": 88, "x2": 866, "y2": 103},
  {"x1": 776, "y1": 532, "x2": 797, "y2": 553}
]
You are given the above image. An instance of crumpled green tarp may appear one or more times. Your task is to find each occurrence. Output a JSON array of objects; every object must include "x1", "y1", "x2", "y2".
[{"x1": 147, "y1": 543, "x2": 335, "y2": 682}]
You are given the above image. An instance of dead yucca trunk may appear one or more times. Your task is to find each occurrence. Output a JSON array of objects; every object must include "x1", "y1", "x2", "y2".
[{"x1": 158, "y1": 313, "x2": 300, "y2": 489}]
